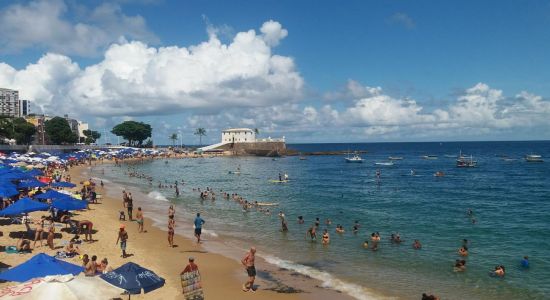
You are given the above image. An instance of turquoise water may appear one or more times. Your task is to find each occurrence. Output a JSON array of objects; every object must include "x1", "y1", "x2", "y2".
[{"x1": 100, "y1": 141, "x2": 550, "y2": 299}]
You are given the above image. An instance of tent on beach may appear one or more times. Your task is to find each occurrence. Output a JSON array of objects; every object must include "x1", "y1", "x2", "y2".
[
  {"x1": 0, "y1": 198, "x2": 49, "y2": 217},
  {"x1": 0, "y1": 253, "x2": 84, "y2": 282},
  {"x1": 50, "y1": 197, "x2": 87, "y2": 211},
  {"x1": 33, "y1": 189, "x2": 68, "y2": 200},
  {"x1": 51, "y1": 181, "x2": 77, "y2": 188}
]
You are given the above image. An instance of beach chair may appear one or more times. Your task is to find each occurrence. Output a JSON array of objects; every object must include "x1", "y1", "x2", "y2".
[{"x1": 181, "y1": 270, "x2": 204, "y2": 300}]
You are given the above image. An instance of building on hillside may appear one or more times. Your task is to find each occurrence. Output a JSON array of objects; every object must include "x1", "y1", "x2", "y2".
[
  {"x1": 19, "y1": 100, "x2": 31, "y2": 117},
  {"x1": 25, "y1": 115, "x2": 51, "y2": 145},
  {"x1": 0, "y1": 88, "x2": 21, "y2": 117},
  {"x1": 221, "y1": 128, "x2": 256, "y2": 143},
  {"x1": 78, "y1": 121, "x2": 89, "y2": 140}
]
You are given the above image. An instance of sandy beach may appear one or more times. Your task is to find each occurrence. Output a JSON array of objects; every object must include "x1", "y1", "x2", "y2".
[{"x1": 0, "y1": 161, "x2": 353, "y2": 300}]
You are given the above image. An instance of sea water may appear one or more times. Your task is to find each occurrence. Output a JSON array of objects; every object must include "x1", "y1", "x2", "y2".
[{"x1": 97, "y1": 141, "x2": 550, "y2": 300}]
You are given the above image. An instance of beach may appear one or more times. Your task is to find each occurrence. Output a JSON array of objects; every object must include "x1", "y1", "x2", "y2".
[{"x1": 0, "y1": 159, "x2": 353, "y2": 300}]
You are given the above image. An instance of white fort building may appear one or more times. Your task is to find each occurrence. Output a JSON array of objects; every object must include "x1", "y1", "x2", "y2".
[
  {"x1": 199, "y1": 127, "x2": 286, "y2": 156},
  {"x1": 221, "y1": 128, "x2": 256, "y2": 143}
]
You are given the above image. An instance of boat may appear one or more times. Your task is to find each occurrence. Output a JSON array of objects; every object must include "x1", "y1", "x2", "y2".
[
  {"x1": 423, "y1": 155, "x2": 438, "y2": 160},
  {"x1": 388, "y1": 156, "x2": 403, "y2": 160},
  {"x1": 269, "y1": 179, "x2": 288, "y2": 183},
  {"x1": 345, "y1": 152, "x2": 363, "y2": 163},
  {"x1": 456, "y1": 155, "x2": 477, "y2": 168},
  {"x1": 456, "y1": 151, "x2": 477, "y2": 168},
  {"x1": 525, "y1": 154, "x2": 543, "y2": 162},
  {"x1": 299, "y1": 153, "x2": 307, "y2": 160},
  {"x1": 375, "y1": 162, "x2": 394, "y2": 166}
]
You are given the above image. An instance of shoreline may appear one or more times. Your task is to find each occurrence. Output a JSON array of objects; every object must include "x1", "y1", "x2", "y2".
[{"x1": 81, "y1": 162, "x2": 360, "y2": 300}]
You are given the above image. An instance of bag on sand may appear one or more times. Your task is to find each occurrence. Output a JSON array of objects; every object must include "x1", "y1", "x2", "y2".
[{"x1": 180, "y1": 270, "x2": 204, "y2": 299}]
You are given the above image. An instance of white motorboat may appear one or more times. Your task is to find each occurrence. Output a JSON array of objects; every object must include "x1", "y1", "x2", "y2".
[
  {"x1": 345, "y1": 152, "x2": 363, "y2": 163},
  {"x1": 525, "y1": 154, "x2": 543, "y2": 162}
]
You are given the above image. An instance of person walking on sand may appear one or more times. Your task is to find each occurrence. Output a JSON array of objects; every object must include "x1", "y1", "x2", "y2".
[
  {"x1": 194, "y1": 213, "x2": 205, "y2": 243},
  {"x1": 33, "y1": 216, "x2": 46, "y2": 248},
  {"x1": 136, "y1": 207, "x2": 144, "y2": 233},
  {"x1": 127, "y1": 193, "x2": 134, "y2": 220},
  {"x1": 241, "y1": 247, "x2": 256, "y2": 292},
  {"x1": 168, "y1": 215, "x2": 175, "y2": 247},
  {"x1": 116, "y1": 225, "x2": 129, "y2": 258}
]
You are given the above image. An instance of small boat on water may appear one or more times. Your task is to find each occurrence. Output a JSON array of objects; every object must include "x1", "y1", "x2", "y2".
[
  {"x1": 456, "y1": 155, "x2": 477, "y2": 168},
  {"x1": 388, "y1": 156, "x2": 403, "y2": 160},
  {"x1": 423, "y1": 155, "x2": 438, "y2": 160},
  {"x1": 375, "y1": 162, "x2": 394, "y2": 166},
  {"x1": 456, "y1": 151, "x2": 476, "y2": 167},
  {"x1": 525, "y1": 154, "x2": 543, "y2": 162},
  {"x1": 345, "y1": 152, "x2": 363, "y2": 163},
  {"x1": 299, "y1": 153, "x2": 307, "y2": 160}
]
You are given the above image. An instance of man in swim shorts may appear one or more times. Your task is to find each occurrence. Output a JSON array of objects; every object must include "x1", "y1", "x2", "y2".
[
  {"x1": 241, "y1": 247, "x2": 256, "y2": 292},
  {"x1": 194, "y1": 213, "x2": 205, "y2": 243}
]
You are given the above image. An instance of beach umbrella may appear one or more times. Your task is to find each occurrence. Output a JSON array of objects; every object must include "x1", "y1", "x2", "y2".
[
  {"x1": 24, "y1": 169, "x2": 43, "y2": 177},
  {"x1": 0, "y1": 186, "x2": 19, "y2": 198},
  {"x1": 17, "y1": 180, "x2": 46, "y2": 189},
  {"x1": 38, "y1": 177, "x2": 52, "y2": 184},
  {"x1": 33, "y1": 190, "x2": 69, "y2": 200},
  {"x1": 0, "y1": 274, "x2": 125, "y2": 300},
  {"x1": 0, "y1": 253, "x2": 83, "y2": 282},
  {"x1": 50, "y1": 197, "x2": 87, "y2": 211},
  {"x1": 100, "y1": 262, "x2": 165, "y2": 295},
  {"x1": 0, "y1": 197, "x2": 49, "y2": 217},
  {"x1": 51, "y1": 181, "x2": 77, "y2": 188}
]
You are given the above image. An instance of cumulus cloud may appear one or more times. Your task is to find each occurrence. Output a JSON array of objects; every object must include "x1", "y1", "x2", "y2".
[
  {"x1": 0, "y1": 20, "x2": 303, "y2": 117},
  {"x1": 260, "y1": 20, "x2": 289, "y2": 47},
  {"x1": 0, "y1": 0, "x2": 158, "y2": 56}
]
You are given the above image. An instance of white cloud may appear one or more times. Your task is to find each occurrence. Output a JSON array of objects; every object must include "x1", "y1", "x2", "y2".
[
  {"x1": 0, "y1": 0, "x2": 158, "y2": 56},
  {"x1": 0, "y1": 20, "x2": 303, "y2": 117},
  {"x1": 388, "y1": 12, "x2": 416, "y2": 30},
  {"x1": 260, "y1": 20, "x2": 288, "y2": 47}
]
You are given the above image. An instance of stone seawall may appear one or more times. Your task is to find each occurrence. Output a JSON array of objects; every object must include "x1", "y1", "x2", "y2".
[{"x1": 213, "y1": 142, "x2": 286, "y2": 156}]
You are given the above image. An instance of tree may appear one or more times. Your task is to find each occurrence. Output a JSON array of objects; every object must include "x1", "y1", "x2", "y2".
[
  {"x1": 111, "y1": 121, "x2": 152, "y2": 147},
  {"x1": 12, "y1": 118, "x2": 36, "y2": 145},
  {"x1": 45, "y1": 117, "x2": 78, "y2": 144},
  {"x1": 254, "y1": 128, "x2": 259, "y2": 136},
  {"x1": 0, "y1": 117, "x2": 36, "y2": 145},
  {"x1": 83, "y1": 129, "x2": 101, "y2": 145},
  {"x1": 169, "y1": 133, "x2": 178, "y2": 147},
  {"x1": 194, "y1": 128, "x2": 206, "y2": 146}
]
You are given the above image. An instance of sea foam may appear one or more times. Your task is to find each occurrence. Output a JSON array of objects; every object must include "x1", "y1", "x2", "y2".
[
  {"x1": 262, "y1": 255, "x2": 393, "y2": 300},
  {"x1": 147, "y1": 191, "x2": 168, "y2": 202}
]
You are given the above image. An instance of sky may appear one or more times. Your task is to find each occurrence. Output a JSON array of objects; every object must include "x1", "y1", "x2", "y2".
[{"x1": 0, "y1": 0, "x2": 549, "y2": 145}]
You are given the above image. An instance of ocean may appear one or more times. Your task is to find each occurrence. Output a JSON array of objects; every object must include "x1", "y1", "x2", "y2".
[{"x1": 95, "y1": 141, "x2": 550, "y2": 300}]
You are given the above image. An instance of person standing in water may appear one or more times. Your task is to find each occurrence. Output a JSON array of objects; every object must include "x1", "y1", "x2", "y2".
[
  {"x1": 194, "y1": 213, "x2": 205, "y2": 243},
  {"x1": 241, "y1": 247, "x2": 257, "y2": 292}
]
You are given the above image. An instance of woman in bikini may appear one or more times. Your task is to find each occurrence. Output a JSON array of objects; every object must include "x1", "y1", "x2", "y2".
[
  {"x1": 47, "y1": 219, "x2": 55, "y2": 250},
  {"x1": 33, "y1": 216, "x2": 46, "y2": 248},
  {"x1": 168, "y1": 215, "x2": 175, "y2": 247},
  {"x1": 322, "y1": 229, "x2": 330, "y2": 245}
]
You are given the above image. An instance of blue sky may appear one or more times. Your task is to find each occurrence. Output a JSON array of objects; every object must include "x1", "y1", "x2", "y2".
[{"x1": 1, "y1": 0, "x2": 549, "y2": 144}]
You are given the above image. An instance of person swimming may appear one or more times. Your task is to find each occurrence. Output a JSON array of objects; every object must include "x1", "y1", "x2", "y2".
[
  {"x1": 520, "y1": 256, "x2": 529, "y2": 268},
  {"x1": 412, "y1": 239, "x2": 422, "y2": 249},
  {"x1": 322, "y1": 229, "x2": 330, "y2": 245},
  {"x1": 491, "y1": 265, "x2": 505, "y2": 277},
  {"x1": 454, "y1": 259, "x2": 466, "y2": 272},
  {"x1": 306, "y1": 226, "x2": 317, "y2": 241},
  {"x1": 363, "y1": 240, "x2": 369, "y2": 249},
  {"x1": 458, "y1": 246, "x2": 468, "y2": 256}
]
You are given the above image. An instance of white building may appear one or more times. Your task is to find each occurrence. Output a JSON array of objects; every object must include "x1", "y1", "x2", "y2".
[
  {"x1": 0, "y1": 88, "x2": 20, "y2": 117},
  {"x1": 78, "y1": 121, "x2": 89, "y2": 138},
  {"x1": 221, "y1": 128, "x2": 256, "y2": 143}
]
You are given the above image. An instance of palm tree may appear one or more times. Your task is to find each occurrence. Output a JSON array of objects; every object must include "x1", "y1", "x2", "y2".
[
  {"x1": 194, "y1": 128, "x2": 206, "y2": 146},
  {"x1": 169, "y1": 133, "x2": 178, "y2": 147}
]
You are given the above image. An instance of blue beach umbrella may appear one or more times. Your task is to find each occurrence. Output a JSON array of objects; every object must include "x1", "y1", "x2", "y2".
[
  {"x1": 0, "y1": 186, "x2": 19, "y2": 197},
  {"x1": 51, "y1": 181, "x2": 77, "y2": 188},
  {"x1": 33, "y1": 189, "x2": 69, "y2": 200},
  {"x1": 17, "y1": 180, "x2": 47, "y2": 189},
  {"x1": 100, "y1": 262, "x2": 165, "y2": 295},
  {"x1": 0, "y1": 197, "x2": 49, "y2": 217},
  {"x1": 51, "y1": 197, "x2": 87, "y2": 211},
  {"x1": 0, "y1": 253, "x2": 84, "y2": 282},
  {"x1": 25, "y1": 169, "x2": 44, "y2": 176}
]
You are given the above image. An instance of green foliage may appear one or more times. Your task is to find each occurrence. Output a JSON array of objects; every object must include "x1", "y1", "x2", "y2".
[
  {"x1": 111, "y1": 121, "x2": 152, "y2": 147},
  {"x1": 45, "y1": 117, "x2": 78, "y2": 144},
  {"x1": 254, "y1": 128, "x2": 259, "y2": 136},
  {"x1": 169, "y1": 133, "x2": 178, "y2": 146},
  {"x1": 0, "y1": 117, "x2": 36, "y2": 145},
  {"x1": 83, "y1": 129, "x2": 101, "y2": 145},
  {"x1": 143, "y1": 138, "x2": 153, "y2": 148},
  {"x1": 194, "y1": 128, "x2": 206, "y2": 146}
]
